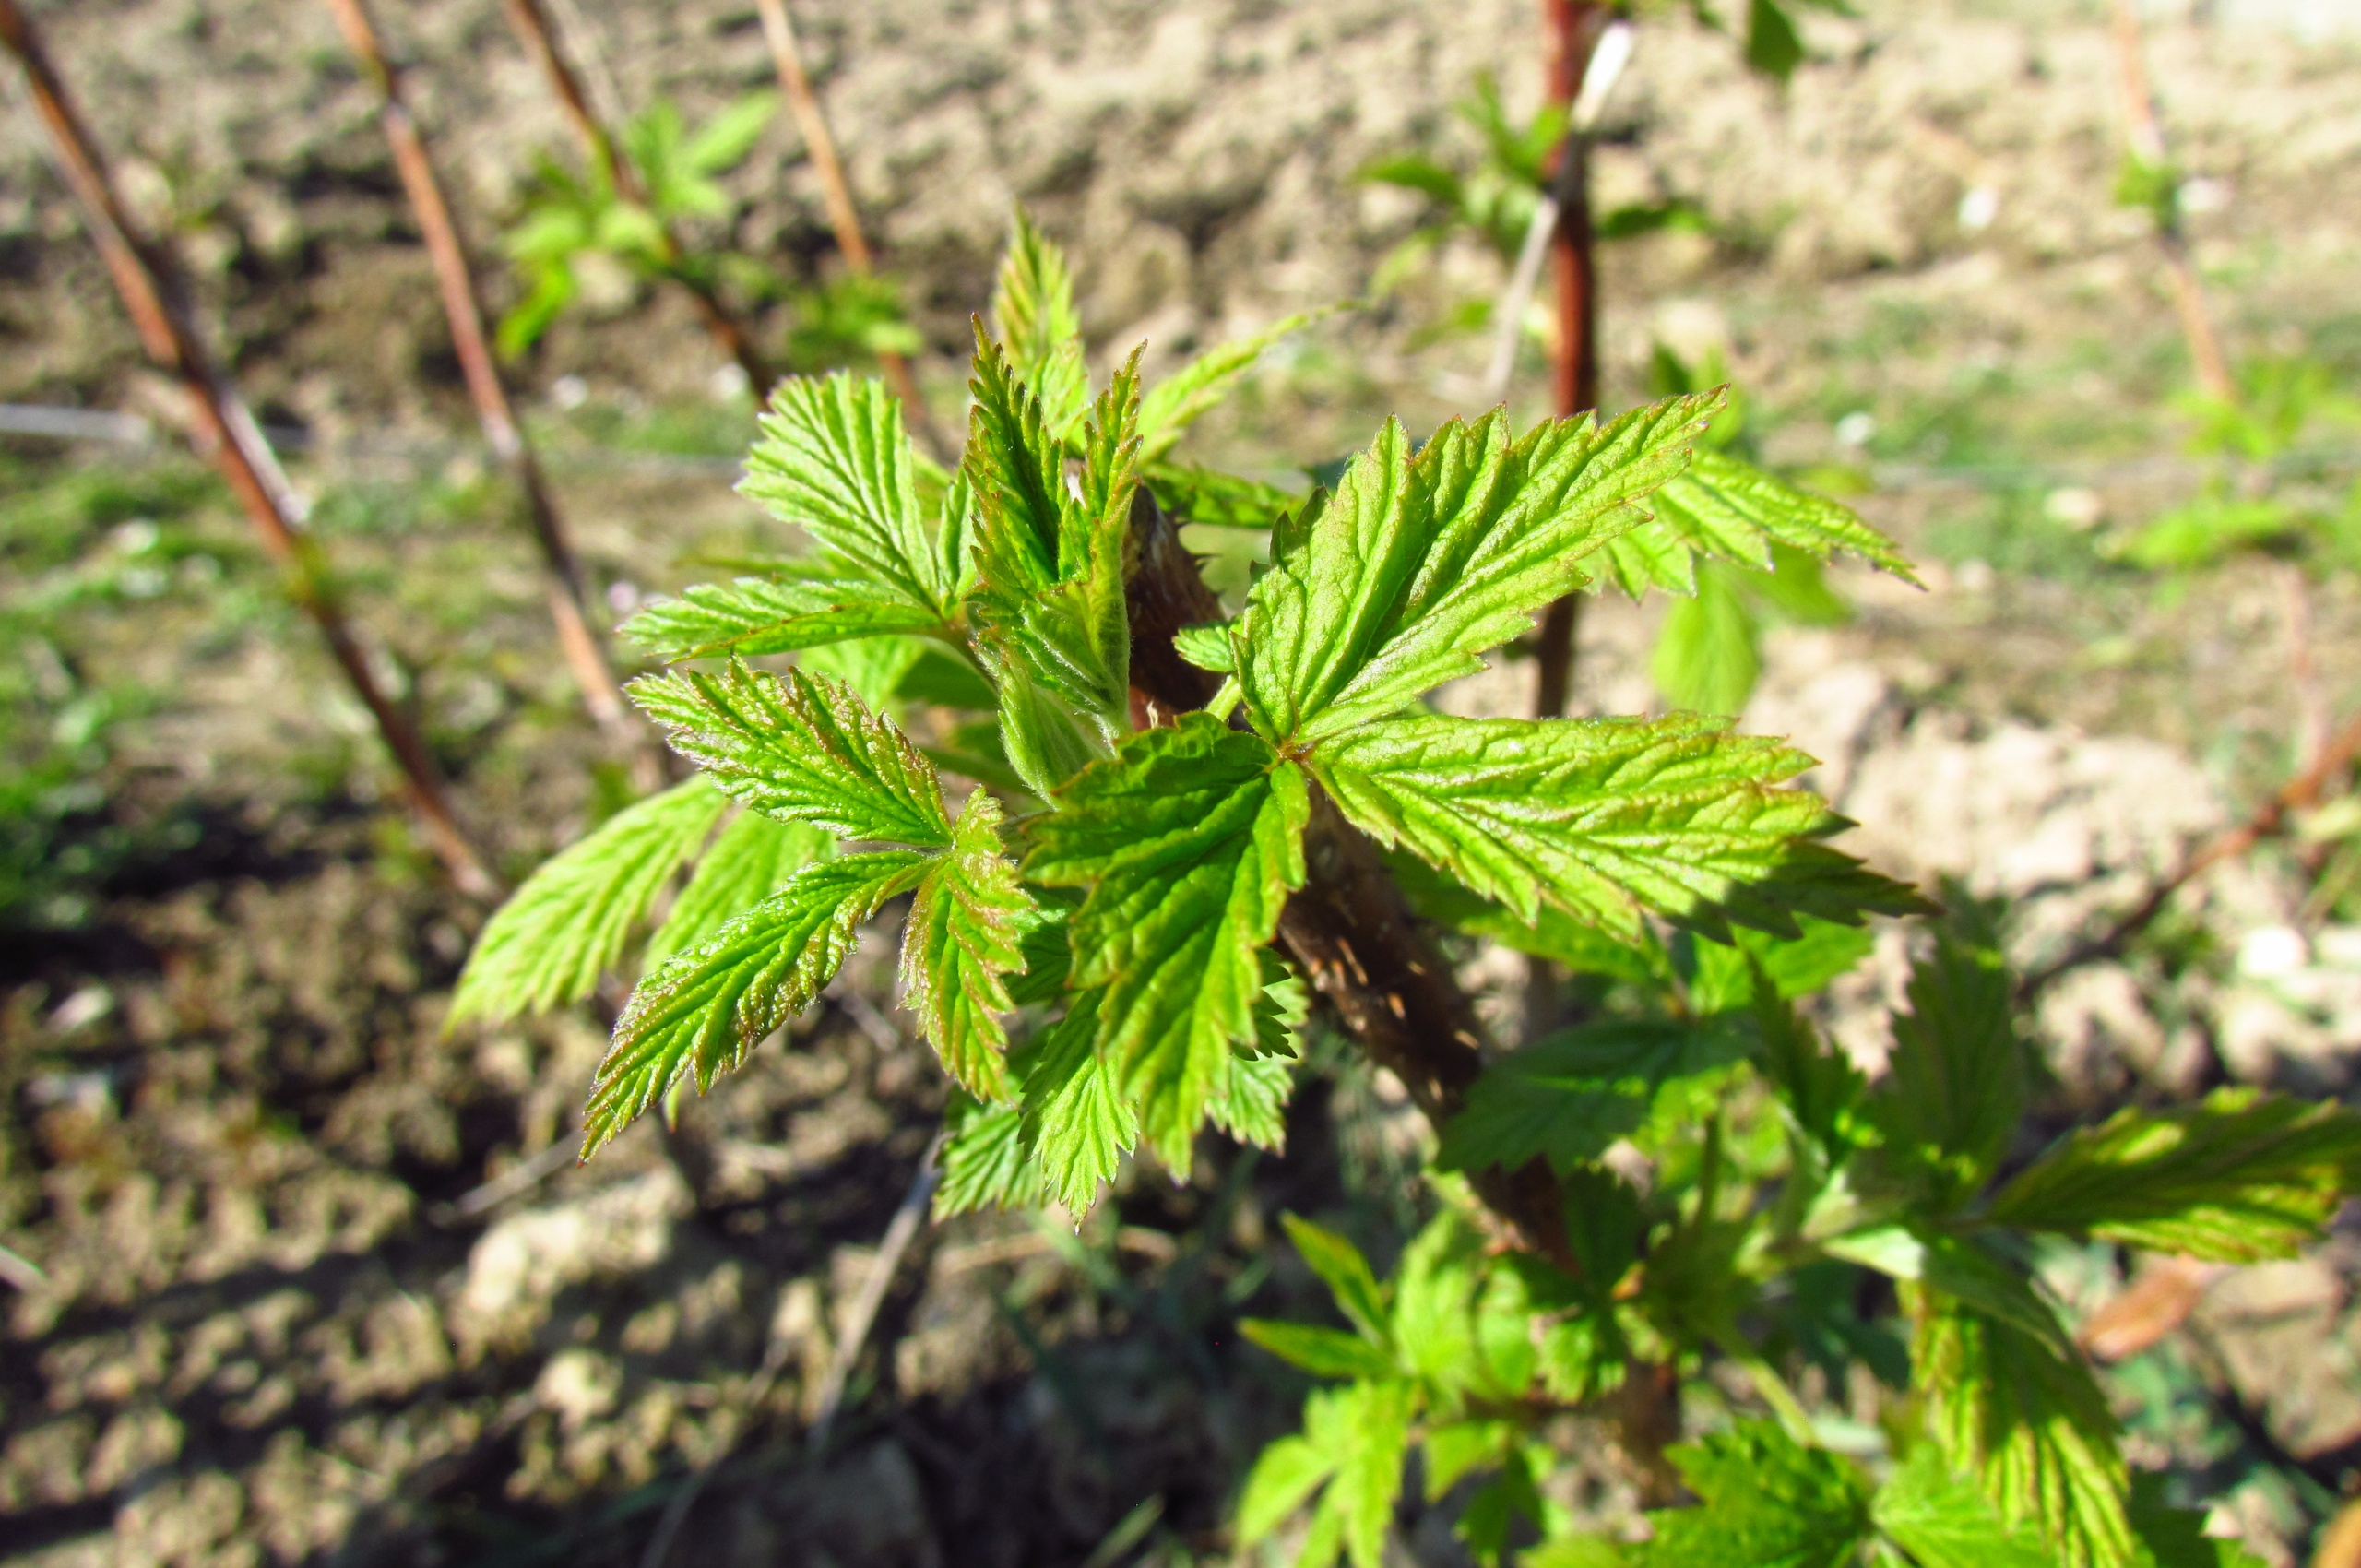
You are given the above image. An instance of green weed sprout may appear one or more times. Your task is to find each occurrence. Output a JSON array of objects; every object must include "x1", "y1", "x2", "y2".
[{"x1": 498, "y1": 91, "x2": 915, "y2": 373}]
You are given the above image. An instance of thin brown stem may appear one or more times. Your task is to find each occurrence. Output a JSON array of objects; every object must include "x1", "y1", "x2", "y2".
[
  {"x1": 322, "y1": 0, "x2": 648, "y2": 772},
  {"x1": 1527, "y1": 0, "x2": 1606, "y2": 1042},
  {"x1": 2019, "y1": 708, "x2": 2361, "y2": 1002},
  {"x1": 2279, "y1": 560, "x2": 2331, "y2": 773},
  {"x1": 2109, "y1": 0, "x2": 2235, "y2": 404},
  {"x1": 499, "y1": 0, "x2": 777, "y2": 398},
  {"x1": 753, "y1": 0, "x2": 943, "y2": 456},
  {"x1": 0, "y1": 0, "x2": 496, "y2": 898}
]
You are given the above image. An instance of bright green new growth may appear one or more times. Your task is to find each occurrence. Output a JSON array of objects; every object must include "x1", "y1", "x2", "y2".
[
  {"x1": 1243, "y1": 915, "x2": 2342, "y2": 1568},
  {"x1": 447, "y1": 210, "x2": 2343, "y2": 1568}
]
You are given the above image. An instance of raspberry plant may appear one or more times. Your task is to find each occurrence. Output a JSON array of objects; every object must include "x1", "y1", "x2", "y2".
[{"x1": 453, "y1": 217, "x2": 2361, "y2": 1566}]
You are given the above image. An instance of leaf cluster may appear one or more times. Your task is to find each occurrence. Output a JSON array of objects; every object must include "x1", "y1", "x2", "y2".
[{"x1": 1242, "y1": 908, "x2": 2353, "y2": 1567}]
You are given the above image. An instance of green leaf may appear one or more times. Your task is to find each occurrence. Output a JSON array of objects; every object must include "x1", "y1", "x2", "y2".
[
  {"x1": 1869, "y1": 1444, "x2": 2053, "y2": 1568},
  {"x1": 1384, "y1": 849, "x2": 1672, "y2": 986},
  {"x1": 1872, "y1": 926, "x2": 2025, "y2": 1211},
  {"x1": 1437, "y1": 1019, "x2": 1747, "y2": 1177},
  {"x1": 799, "y1": 633, "x2": 998, "y2": 715},
  {"x1": 1279, "y1": 1213, "x2": 1391, "y2": 1345},
  {"x1": 583, "y1": 851, "x2": 928, "y2": 1156},
  {"x1": 1523, "y1": 1538, "x2": 1630, "y2": 1568},
  {"x1": 1234, "y1": 1383, "x2": 1414, "y2": 1568},
  {"x1": 643, "y1": 807, "x2": 833, "y2": 968},
  {"x1": 1237, "y1": 1431, "x2": 1339, "y2": 1551},
  {"x1": 1026, "y1": 716, "x2": 1309, "y2": 1164},
  {"x1": 1307, "y1": 712, "x2": 1929, "y2": 943},
  {"x1": 1915, "y1": 1298, "x2": 2134, "y2": 1568},
  {"x1": 1824, "y1": 1226, "x2": 2076, "y2": 1360},
  {"x1": 1209, "y1": 1046, "x2": 1297, "y2": 1152},
  {"x1": 1144, "y1": 459, "x2": 1302, "y2": 530},
  {"x1": 989, "y1": 208, "x2": 1089, "y2": 440},
  {"x1": 740, "y1": 372, "x2": 952, "y2": 616},
  {"x1": 932, "y1": 1095, "x2": 1034, "y2": 1218},
  {"x1": 452, "y1": 778, "x2": 728, "y2": 1027},
  {"x1": 1599, "y1": 445, "x2": 1916, "y2": 600},
  {"x1": 621, "y1": 576, "x2": 948, "y2": 661},
  {"x1": 1389, "y1": 1211, "x2": 1536, "y2": 1404},
  {"x1": 682, "y1": 90, "x2": 777, "y2": 174},
  {"x1": 1014, "y1": 990, "x2": 1136, "y2": 1211},
  {"x1": 1237, "y1": 394, "x2": 1721, "y2": 746},
  {"x1": 1173, "y1": 621, "x2": 1238, "y2": 672},
  {"x1": 1689, "y1": 917, "x2": 1875, "y2": 1015},
  {"x1": 1750, "y1": 980, "x2": 1866, "y2": 1158},
  {"x1": 2128, "y1": 1473, "x2": 2272, "y2": 1568},
  {"x1": 964, "y1": 331, "x2": 1139, "y2": 790},
  {"x1": 1652, "y1": 562, "x2": 1761, "y2": 717},
  {"x1": 631, "y1": 662, "x2": 953, "y2": 848},
  {"x1": 1745, "y1": 0, "x2": 1807, "y2": 80},
  {"x1": 1324, "y1": 1381, "x2": 1416, "y2": 1568},
  {"x1": 899, "y1": 790, "x2": 1035, "y2": 1102},
  {"x1": 1985, "y1": 1089, "x2": 2361, "y2": 1263},
  {"x1": 1137, "y1": 307, "x2": 1332, "y2": 459},
  {"x1": 1240, "y1": 1320, "x2": 1402, "y2": 1382},
  {"x1": 1640, "y1": 1420, "x2": 1871, "y2": 1568}
]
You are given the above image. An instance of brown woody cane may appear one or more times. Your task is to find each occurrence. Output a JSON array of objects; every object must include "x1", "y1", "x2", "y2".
[
  {"x1": 753, "y1": 0, "x2": 945, "y2": 456},
  {"x1": 321, "y1": 0, "x2": 649, "y2": 770},
  {"x1": 0, "y1": 0, "x2": 496, "y2": 898},
  {"x1": 498, "y1": 0, "x2": 777, "y2": 398}
]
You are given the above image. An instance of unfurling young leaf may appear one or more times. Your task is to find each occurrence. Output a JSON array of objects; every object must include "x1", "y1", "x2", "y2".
[
  {"x1": 989, "y1": 208, "x2": 1089, "y2": 440},
  {"x1": 582, "y1": 851, "x2": 929, "y2": 1156},
  {"x1": 631, "y1": 662, "x2": 953, "y2": 849},
  {"x1": 963, "y1": 329, "x2": 1140, "y2": 792},
  {"x1": 738, "y1": 372, "x2": 955, "y2": 618},
  {"x1": 899, "y1": 789, "x2": 1034, "y2": 1102},
  {"x1": 451, "y1": 778, "x2": 728, "y2": 1027},
  {"x1": 1026, "y1": 716, "x2": 1308, "y2": 1165},
  {"x1": 1986, "y1": 1088, "x2": 2361, "y2": 1263}
]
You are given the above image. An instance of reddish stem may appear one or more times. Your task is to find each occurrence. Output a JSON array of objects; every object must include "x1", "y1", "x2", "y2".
[
  {"x1": 0, "y1": 0, "x2": 496, "y2": 898},
  {"x1": 322, "y1": 0, "x2": 647, "y2": 767}
]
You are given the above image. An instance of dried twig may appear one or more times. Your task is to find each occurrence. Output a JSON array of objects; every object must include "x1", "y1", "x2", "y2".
[
  {"x1": 0, "y1": 0, "x2": 495, "y2": 897},
  {"x1": 499, "y1": 0, "x2": 777, "y2": 398},
  {"x1": 321, "y1": 0, "x2": 650, "y2": 774},
  {"x1": 635, "y1": 1275, "x2": 815, "y2": 1568},
  {"x1": 2020, "y1": 708, "x2": 2361, "y2": 1002},
  {"x1": 0, "y1": 1241, "x2": 45, "y2": 1292},
  {"x1": 808, "y1": 1132, "x2": 943, "y2": 1450},
  {"x1": 435, "y1": 1136, "x2": 579, "y2": 1223},
  {"x1": 753, "y1": 0, "x2": 943, "y2": 455},
  {"x1": 2077, "y1": 1254, "x2": 2225, "y2": 1362}
]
